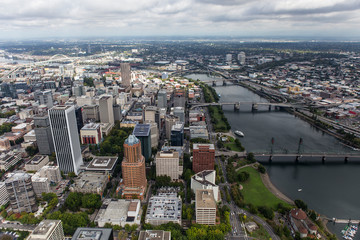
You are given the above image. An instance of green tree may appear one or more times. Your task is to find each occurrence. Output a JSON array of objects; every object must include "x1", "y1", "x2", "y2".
[{"x1": 295, "y1": 199, "x2": 308, "y2": 211}]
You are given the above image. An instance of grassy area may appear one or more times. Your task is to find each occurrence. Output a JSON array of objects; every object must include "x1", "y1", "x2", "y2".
[
  {"x1": 210, "y1": 106, "x2": 229, "y2": 132},
  {"x1": 224, "y1": 142, "x2": 244, "y2": 152},
  {"x1": 248, "y1": 223, "x2": 271, "y2": 240},
  {"x1": 238, "y1": 167, "x2": 291, "y2": 209}
]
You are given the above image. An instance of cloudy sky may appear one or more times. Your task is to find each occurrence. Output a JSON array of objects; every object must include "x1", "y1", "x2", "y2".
[{"x1": 1, "y1": 0, "x2": 360, "y2": 39}]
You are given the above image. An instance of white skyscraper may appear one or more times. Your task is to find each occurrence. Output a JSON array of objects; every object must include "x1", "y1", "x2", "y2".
[
  {"x1": 226, "y1": 54, "x2": 232, "y2": 62},
  {"x1": 48, "y1": 105, "x2": 83, "y2": 175},
  {"x1": 237, "y1": 52, "x2": 246, "y2": 65}
]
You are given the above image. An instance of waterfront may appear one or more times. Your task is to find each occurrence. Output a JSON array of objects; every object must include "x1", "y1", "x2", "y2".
[{"x1": 186, "y1": 73, "x2": 360, "y2": 238}]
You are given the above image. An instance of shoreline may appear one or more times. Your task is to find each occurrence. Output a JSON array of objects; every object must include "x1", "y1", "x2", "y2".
[{"x1": 260, "y1": 171, "x2": 294, "y2": 205}]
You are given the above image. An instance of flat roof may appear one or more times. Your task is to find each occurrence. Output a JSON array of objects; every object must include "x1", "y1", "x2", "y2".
[
  {"x1": 193, "y1": 144, "x2": 215, "y2": 150},
  {"x1": 196, "y1": 189, "x2": 216, "y2": 209},
  {"x1": 139, "y1": 230, "x2": 171, "y2": 240},
  {"x1": 146, "y1": 195, "x2": 181, "y2": 222},
  {"x1": 133, "y1": 124, "x2": 151, "y2": 136},
  {"x1": 31, "y1": 220, "x2": 61, "y2": 237},
  {"x1": 72, "y1": 228, "x2": 113, "y2": 240},
  {"x1": 96, "y1": 199, "x2": 140, "y2": 223},
  {"x1": 81, "y1": 122, "x2": 101, "y2": 130},
  {"x1": 27, "y1": 155, "x2": 47, "y2": 165},
  {"x1": 86, "y1": 156, "x2": 118, "y2": 171}
]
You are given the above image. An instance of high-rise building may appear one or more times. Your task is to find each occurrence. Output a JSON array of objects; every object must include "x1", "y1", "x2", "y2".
[
  {"x1": 165, "y1": 115, "x2": 179, "y2": 140},
  {"x1": 121, "y1": 135, "x2": 147, "y2": 200},
  {"x1": 120, "y1": 62, "x2": 131, "y2": 88},
  {"x1": 38, "y1": 166, "x2": 62, "y2": 183},
  {"x1": 72, "y1": 228, "x2": 113, "y2": 240},
  {"x1": 113, "y1": 104, "x2": 122, "y2": 121},
  {"x1": 33, "y1": 114, "x2": 55, "y2": 155},
  {"x1": 237, "y1": 51, "x2": 246, "y2": 65},
  {"x1": 172, "y1": 107, "x2": 185, "y2": 122},
  {"x1": 195, "y1": 189, "x2": 216, "y2": 225},
  {"x1": 0, "y1": 182, "x2": 9, "y2": 206},
  {"x1": 82, "y1": 105, "x2": 100, "y2": 122},
  {"x1": 157, "y1": 90, "x2": 167, "y2": 109},
  {"x1": 48, "y1": 105, "x2": 84, "y2": 175},
  {"x1": 35, "y1": 90, "x2": 53, "y2": 108},
  {"x1": 99, "y1": 96, "x2": 114, "y2": 125},
  {"x1": 0, "y1": 82, "x2": 17, "y2": 98},
  {"x1": 226, "y1": 54, "x2": 232, "y2": 62},
  {"x1": 28, "y1": 220, "x2": 65, "y2": 240},
  {"x1": 191, "y1": 170, "x2": 220, "y2": 202},
  {"x1": 5, "y1": 171, "x2": 38, "y2": 213},
  {"x1": 133, "y1": 124, "x2": 152, "y2": 162},
  {"x1": 73, "y1": 85, "x2": 85, "y2": 97},
  {"x1": 171, "y1": 122, "x2": 184, "y2": 147},
  {"x1": 75, "y1": 106, "x2": 84, "y2": 133},
  {"x1": 155, "y1": 150, "x2": 181, "y2": 180},
  {"x1": 31, "y1": 173, "x2": 50, "y2": 197},
  {"x1": 192, "y1": 144, "x2": 215, "y2": 173}
]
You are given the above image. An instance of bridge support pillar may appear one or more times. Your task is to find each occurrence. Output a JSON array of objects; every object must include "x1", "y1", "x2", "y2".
[
  {"x1": 322, "y1": 156, "x2": 326, "y2": 164},
  {"x1": 295, "y1": 156, "x2": 299, "y2": 163},
  {"x1": 252, "y1": 103, "x2": 258, "y2": 111},
  {"x1": 223, "y1": 80, "x2": 227, "y2": 86},
  {"x1": 268, "y1": 105, "x2": 271, "y2": 111},
  {"x1": 275, "y1": 106, "x2": 280, "y2": 111},
  {"x1": 212, "y1": 81, "x2": 216, "y2": 87},
  {"x1": 345, "y1": 157, "x2": 348, "y2": 164},
  {"x1": 269, "y1": 155, "x2": 273, "y2": 163},
  {"x1": 234, "y1": 102, "x2": 240, "y2": 111}
]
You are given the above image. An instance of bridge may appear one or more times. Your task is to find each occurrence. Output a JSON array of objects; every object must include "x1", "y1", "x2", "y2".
[
  {"x1": 255, "y1": 153, "x2": 360, "y2": 164},
  {"x1": 189, "y1": 101, "x2": 300, "y2": 111},
  {"x1": 327, "y1": 218, "x2": 360, "y2": 224}
]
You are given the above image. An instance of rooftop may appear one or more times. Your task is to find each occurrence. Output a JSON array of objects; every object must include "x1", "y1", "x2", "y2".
[
  {"x1": 30, "y1": 220, "x2": 62, "y2": 238},
  {"x1": 81, "y1": 122, "x2": 101, "y2": 130},
  {"x1": 72, "y1": 228, "x2": 113, "y2": 240},
  {"x1": 133, "y1": 124, "x2": 151, "y2": 137},
  {"x1": 146, "y1": 195, "x2": 182, "y2": 222},
  {"x1": 125, "y1": 134, "x2": 140, "y2": 146},
  {"x1": 196, "y1": 189, "x2": 216, "y2": 209},
  {"x1": 5, "y1": 171, "x2": 31, "y2": 183},
  {"x1": 139, "y1": 230, "x2": 171, "y2": 240},
  {"x1": 86, "y1": 156, "x2": 118, "y2": 171},
  {"x1": 95, "y1": 199, "x2": 140, "y2": 223},
  {"x1": 27, "y1": 155, "x2": 48, "y2": 165},
  {"x1": 193, "y1": 144, "x2": 215, "y2": 150}
]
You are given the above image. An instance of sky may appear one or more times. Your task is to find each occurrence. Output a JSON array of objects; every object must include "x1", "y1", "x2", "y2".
[{"x1": 1, "y1": 0, "x2": 360, "y2": 40}]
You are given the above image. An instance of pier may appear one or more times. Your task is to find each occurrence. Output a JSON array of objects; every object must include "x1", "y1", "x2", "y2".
[
  {"x1": 255, "y1": 153, "x2": 360, "y2": 164},
  {"x1": 328, "y1": 218, "x2": 360, "y2": 224}
]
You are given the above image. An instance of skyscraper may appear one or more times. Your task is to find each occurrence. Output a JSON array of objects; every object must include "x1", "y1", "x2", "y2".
[
  {"x1": 35, "y1": 90, "x2": 53, "y2": 108},
  {"x1": 133, "y1": 124, "x2": 152, "y2": 162},
  {"x1": 99, "y1": 96, "x2": 114, "y2": 125},
  {"x1": 192, "y1": 144, "x2": 215, "y2": 173},
  {"x1": 120, "y1": 63, "x2": 131, "y2": 88},
  {"x1": 171, "y1": 122, "x2": 184, "y2": 147},
  {"x1": 155, "y1": 150, "x2": 181, "y2": 180},
  {"x1": 157, "y1": 90, "x2": 167, "y2": 109},
  {"x1": 5, "y1": 171, "x2": 38, "y2": 213},
  {"x1": 121, "y1": 135, "x2": 147, "y2": 200},
  {"x1": 237, "y1": 51, "x2": 246, "y2": 65},
  {"x1": 34, "y1": 114, "x2": 55, "y2": 155},
  {"x1": 48, "y1": 105, "x2": 83, "y2": 175}
]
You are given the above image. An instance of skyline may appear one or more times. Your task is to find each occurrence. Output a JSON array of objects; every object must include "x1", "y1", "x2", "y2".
[{"x1": 1, "y1": 0, "x2": 360, "y2": 40}]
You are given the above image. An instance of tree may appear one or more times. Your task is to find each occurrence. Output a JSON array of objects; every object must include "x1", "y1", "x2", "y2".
[
  {"x1": 295, "y1": 199, "x2": 308, "y2": 211},
  {"x1": 0, "y1": 235, "x2": 12, "y2": 240},
  {"x1": 118, "y1": 231, "x2": 127, "y2": 240},
  {"x1": 237, "y1": 171, "x2": 250, "y2": 182},
  {"x1": 81, "y1": 194, "x2": 102, "y2": 209},
  {"x1": 258, "y1": 206, "x2": 274, "y2": 220},
  {"x1": 257, "y1": 164, "x2": 266, "y2": 174},
  {"x1": 247, "y1": 152, "x2": 256, "y2": 163},
  {"x1": 65, "y1": 192, "x2": 82, "y2": 211},
  {"x1": 25, "y1": 146, "x2": 39, "y2": 156}
]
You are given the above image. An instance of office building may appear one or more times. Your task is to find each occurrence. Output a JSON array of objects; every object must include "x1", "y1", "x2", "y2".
[
  {"x1": 80, "y1": 123, "x2": 102, "y2": 145},
  {"x1": 195, "y1": 189, "x2": 216, "y2": 225},
  {"x1": 82, "y1": 105, "x2": 100, "y2": 122},
  {"x1": 70, "y1": 172, "x2": 108, "y2": 195},
  {"x1": 48, "y1": 105, "x2": 84, "y2": 175},
  {"x1": 95, "y1": 199, "x2": 141, "y2": 227},
  {"x1": 237, "y1": 51, "x2": 246, "y2": 65},
  {"x1": 191, "y1": 170, "x2": 220, "y2": 202},
  {"x1": 0, "y1": 137, "x2": 11, "y2": 151},
  {"x1": 157, "y1": 90, "x2": 167, "y2": 109},
  {"x1": 121, "y1": 135, "x2": 147, "y2": 200},
  {"x1": 171, "y1": 122, "x2": 184, "y2": 147},
  {"x1": 226, "y1": 53, "x2": 232, "y2": 62},
  {"x1": 0, "y1": 182, "x2": 9, "y2": 206},
  {"x1": 5, "y1": 171, "x2": 38, "y2": 213},
  {"x1": 35, "y1": 90, "x2": 53, "y2": 108},
  {"x1": 0, "y1": 152, "x2": 22, "y2": 171},
  {"x1": 165, "y1": 115, "x2": 179, "y2": 140},
  {"x1": 172, "y1": 107, "x2": 185, "y2": 122},
  {"x1": 99, "y1": 95, "x2": 114, "y2": 125},
  {"x1": 139, "y1": 230, "x2": 171, "y2": 240},
  {"x1": 133, "y1": 124, "x2": 152, "y2": 162},
  {"x1": 147, "y1": 121, "x2": 159, "y2": 148},
  {"x1": 25, "y1": 155, "x2": 49, "y2": 172},
  {"x1": 73, "y1": 85, "x2": 85, "y2": 97},
  {"x1": 75, "y1": 106, "x2": 84, "y2": 133},
  {"x1": 31, "y1": 173, "x2": 50, "y2": 197},
  {"x1": 120, "y1": 62, "x2": 131, "y2": 88},
  {"x1": 145, "y1": 192, "x2": 182, "y2": 226},
  {"x1": 28, "y1": 220, "x2": 65, "y2": 240},
  {"x1": 38, "y1": 166, "x2": 62, "y2": 183},
  {"x1": 192, "y1": 144, "x2": 215, "y2": 173},
  {"x1": 72, "y1": 228, "x2": 113, "y2": 240},
  {"x1": 34, "y1": 114, "x2": 55, "y2": 155},
  {"x1": 113, "y1": 104, "x2": 122, "y2": 121},
  {"x1": 156, "y1": 151, "x2": 181, "y2": 180},
  {"x1": 86, "y1": 156, "x2": 118, "y2": 174},
  {"x1": 144, "y1": 106, "x2": 158, "y2": 123}
]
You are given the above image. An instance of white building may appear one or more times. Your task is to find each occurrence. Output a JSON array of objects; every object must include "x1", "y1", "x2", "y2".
[
  {"x1": 226, "y1": 54, "x2": 232, "y2": 62},
  {"x1": 95, "y1": 199, "x2": 141, "y2": 227},
  {"x1": 0, "y1": 152, "x2": 22, "y2": 171},
  {"x1": 191, "y1": 170, "x2": 220, "y2": 202},
  {"x1": 38, "y1": 165, "x2": 62, "y2": 183},
  {"x1": 195, "y1": 189, "x2": 216, "y2": 225},
  {"x1": 25, "y1": 155, "x2": 49, "y2": 172},
  {"x1": 28, "y1": 220, "x2": 65, "y2": 240},
  {"x1": 155, "y1": 151, "x2": 182, "y2": 180},
  {"x1": 31, "y1": 173, "x2": 50, "y2": 197},
  {"x1": 0, "y1": 182, "x2": 9, "y2": 206}
]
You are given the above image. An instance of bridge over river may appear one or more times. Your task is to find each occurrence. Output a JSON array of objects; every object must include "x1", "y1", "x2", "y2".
[
  {"x1": 189, "y1": 101, "x2": 302, "y2": 110},
  {"x1": 255, "y1": 153, "x2": 360, "y2": 164}
]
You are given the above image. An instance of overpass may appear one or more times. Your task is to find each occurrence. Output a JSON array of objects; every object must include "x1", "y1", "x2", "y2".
[{"x1": 189, "y1": 101, "x2": 301, "y2": 111}]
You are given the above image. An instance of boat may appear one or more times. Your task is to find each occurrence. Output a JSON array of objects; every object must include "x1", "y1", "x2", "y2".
[
  {"x1": 234, "y1": 130, "x2": 244, "y2": 137},
  {"x1": 298, "y1": 189, "x2": 302, "y2": 192}
]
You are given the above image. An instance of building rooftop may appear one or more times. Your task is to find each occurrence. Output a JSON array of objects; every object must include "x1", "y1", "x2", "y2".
[
  {"x1": 193, "y1": 144, "x2": 215, "y2": 150},
  {"x1": 192, "y1": 170, "x2": 216, "y2": 187},
  {"x1": 26, "y1": 155, "x2": 48, "y2": 166},
  {"x1": 5, "y1": 171, "x2": 30, "y2": 183},
  {"x1": 139, "y1": 230, "x2": 171, "y2": 240},
  {"x1": 95, "y1": 199, "x2": 140, "y2": 224},
  {"x1": 72, "y1": 228, "x2": 113, "y2": 240},
  {"x1": 125, "y1": 134, "x2": 140, "y2": 146},
  {"x1": 146, "y1": 195, "x2": 182, "y2": 222},
  {"x1": 86, "y1": 156, "x2": 118, "y2": 171},
  {"x1": 133, "y1": 124, "x2": 151, "y2": 137},
  {"x1": 171, "y1": 122, "x2": 184, "y2": 132},
  {"x1": 81, "y1": 122, "x2": 101, "y2": 130},
  {"x1": 30, "y1": 220, "x2": 62, "y2": 239},
  {"x1": 196, "y1": 189, "x2": 216, "y2": 209}
]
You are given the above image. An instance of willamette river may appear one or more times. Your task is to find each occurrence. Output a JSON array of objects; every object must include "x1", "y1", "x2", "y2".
[{"x1": 186, "y1": 74, "x2": 360, "y2": 238}]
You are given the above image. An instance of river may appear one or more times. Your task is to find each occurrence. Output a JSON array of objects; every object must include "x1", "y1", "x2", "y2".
[{"x1": 186, "y1": 73, "x2": 360, "y2": 238}]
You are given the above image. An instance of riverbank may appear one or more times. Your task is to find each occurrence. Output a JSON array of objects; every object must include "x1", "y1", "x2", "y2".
[{"x1": 260, "y1": 172, "x2": 294, "y2": 205}]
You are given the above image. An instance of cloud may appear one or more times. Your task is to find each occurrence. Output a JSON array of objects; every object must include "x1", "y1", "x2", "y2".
[{"x1": 0, "y1": 0, "x2": 359, "y2": 38}]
